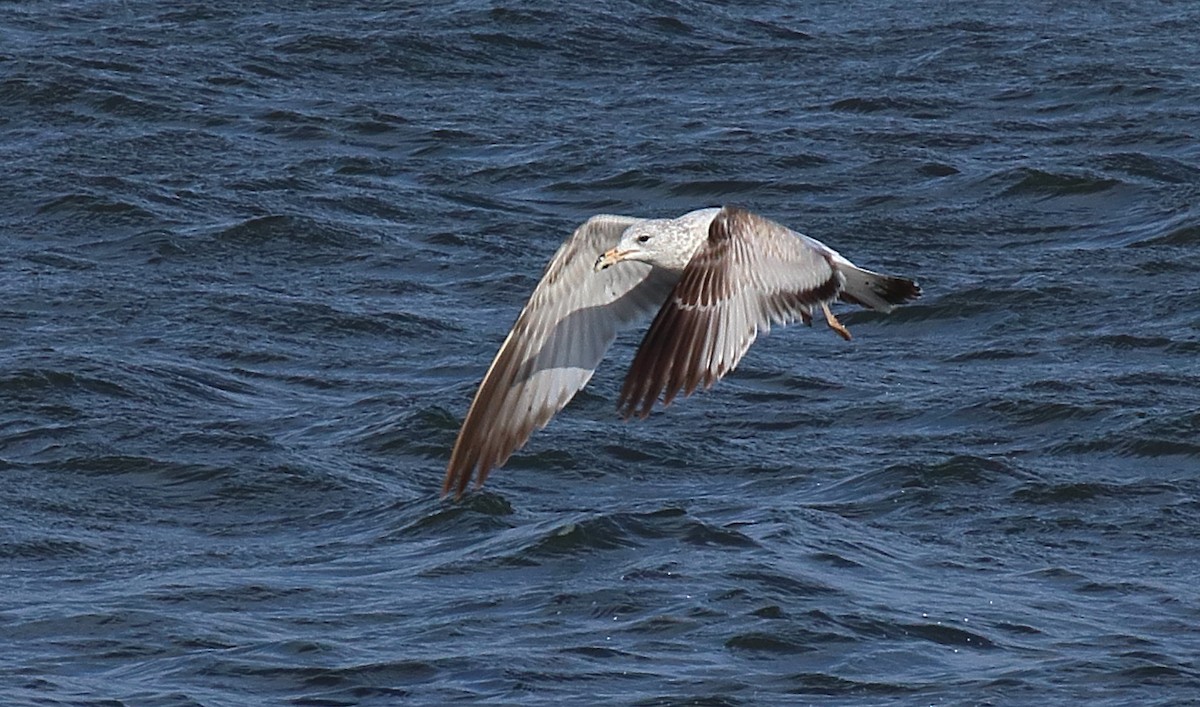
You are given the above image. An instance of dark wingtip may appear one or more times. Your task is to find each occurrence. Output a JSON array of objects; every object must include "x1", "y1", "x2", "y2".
[
  {"x1": 616, "y1": 393, "x2": 654, "y2": 421},
  {"x1": 442, "y1": 456, "x2": 477, "y2": 502}
]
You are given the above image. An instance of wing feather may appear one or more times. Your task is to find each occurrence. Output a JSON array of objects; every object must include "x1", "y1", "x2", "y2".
[
  {"x1": 444, "y1": 215, "x2": 676, "y2": 498},
  {"x1": 618, "y1": 206, "x2": 845, "y2": 419}
]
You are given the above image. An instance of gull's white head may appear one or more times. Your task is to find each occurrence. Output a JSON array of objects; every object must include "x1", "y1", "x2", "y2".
[{"x1": 593, "y1": 207, "x2": 721, "y2": 273}]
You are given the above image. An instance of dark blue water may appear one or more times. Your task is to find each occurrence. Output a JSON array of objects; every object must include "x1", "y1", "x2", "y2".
[{"x1": 3, "y1": 2, "x2": 1199, "y2": 705}]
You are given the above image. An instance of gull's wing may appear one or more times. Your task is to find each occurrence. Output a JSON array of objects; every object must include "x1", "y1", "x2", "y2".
[
  {"x1": 444, "y1": 215, "x2": 678, "y2": 498},
  {"x1": 617, "y1": 206, "x2": 845, "y2": 419}
]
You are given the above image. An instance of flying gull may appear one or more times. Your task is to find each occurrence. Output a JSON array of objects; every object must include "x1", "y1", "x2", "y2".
[{"x1": 443, "y1": 205, "x2": 920, "y2": 498}]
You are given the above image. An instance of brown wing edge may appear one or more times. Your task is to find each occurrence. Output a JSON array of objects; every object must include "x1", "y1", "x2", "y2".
[{"x1": 442, "y1": 323, "x2": 532, "y2": 499}]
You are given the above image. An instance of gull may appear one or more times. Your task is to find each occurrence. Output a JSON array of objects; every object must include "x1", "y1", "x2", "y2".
[{"x1": 443, "y1": 205, "x2": 920, "y2": 498}]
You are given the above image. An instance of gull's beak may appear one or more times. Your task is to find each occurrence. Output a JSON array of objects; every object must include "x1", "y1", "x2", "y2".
[{"x1": 594, "y1": 247, "x2": 633, "y2": 272}]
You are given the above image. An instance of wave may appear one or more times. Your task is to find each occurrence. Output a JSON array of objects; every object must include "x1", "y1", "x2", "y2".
[{"x1": 994, "y1": 167, "x2": 1123, "y2": 198}]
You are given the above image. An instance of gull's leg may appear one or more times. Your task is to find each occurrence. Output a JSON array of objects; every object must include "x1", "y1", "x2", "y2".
[{"x1": 821, "y1": 301, "x2": 852, "y2": 341}]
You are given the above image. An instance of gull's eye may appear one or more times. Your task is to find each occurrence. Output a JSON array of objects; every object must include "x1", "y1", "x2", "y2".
[{"x1": 637, "y1": 235, "x2": 650, "y2": 243}]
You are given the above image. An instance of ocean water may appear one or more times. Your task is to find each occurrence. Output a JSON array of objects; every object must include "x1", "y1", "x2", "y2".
[{"x1": 2, "y1": 1, "x2": 1199, "y2": 705}]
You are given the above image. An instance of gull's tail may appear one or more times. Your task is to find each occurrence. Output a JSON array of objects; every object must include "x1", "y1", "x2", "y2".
[{"x1": 835, "y1": 263, "x2": 921, "y2": 312}]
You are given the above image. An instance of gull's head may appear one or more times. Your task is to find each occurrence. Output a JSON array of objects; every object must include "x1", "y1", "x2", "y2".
[
  {"x1": 593, "y1": 222, "x2": 658, "y2": 272},
  {"x1": 593, "y1": 210, "x2": 717, "y2": 273}
]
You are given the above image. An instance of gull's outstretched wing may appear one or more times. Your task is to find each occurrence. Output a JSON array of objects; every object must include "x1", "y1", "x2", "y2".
[
  {"x1": 617, "y1": 206, "x2": 847, "y2": 419},
  {"x1": 444, "y1": 215, "x2": 678, "y2": 498}
]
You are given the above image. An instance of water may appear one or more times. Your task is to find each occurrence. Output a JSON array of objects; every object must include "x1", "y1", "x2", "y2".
[{"x1": 2, "y1": 1, "x2": 1199, "y2": 704}]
